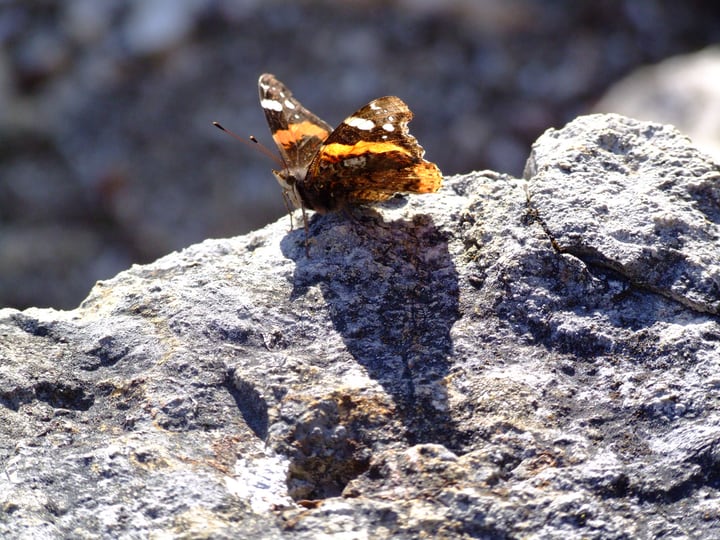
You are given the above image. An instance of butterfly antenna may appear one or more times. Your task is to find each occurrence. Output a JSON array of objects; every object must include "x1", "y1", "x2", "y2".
[{"x1": 213, "y1": 121, "x2": 283, "y2": 167}]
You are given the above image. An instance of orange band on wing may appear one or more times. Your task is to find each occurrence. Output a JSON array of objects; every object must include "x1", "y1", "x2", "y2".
[
  {"x1": 273, "y1": 122, "x2": 329, "y2": 147},
  {"x1": 321, "y1": 141, "x2": 412, "y2": 161}
]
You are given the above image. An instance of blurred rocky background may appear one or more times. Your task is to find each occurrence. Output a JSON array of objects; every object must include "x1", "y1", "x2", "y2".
[{"x1": 1, "y1": 0, "x2": 719, "y2": 310}]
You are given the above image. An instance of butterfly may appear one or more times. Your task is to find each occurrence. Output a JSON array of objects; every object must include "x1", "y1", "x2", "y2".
[{"x1": 258, "y1": 73, "x2": 443, "y2": 220}]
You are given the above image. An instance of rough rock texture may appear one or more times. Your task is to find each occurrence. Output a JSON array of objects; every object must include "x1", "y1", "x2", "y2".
[{"x1": 1, "y1": 114, "x2": 719, "y2": 538}]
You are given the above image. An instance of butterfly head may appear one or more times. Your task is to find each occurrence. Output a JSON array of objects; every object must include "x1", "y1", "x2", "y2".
[{"x1": 271, "y1": 166, "x2": 306, "y2": 210}]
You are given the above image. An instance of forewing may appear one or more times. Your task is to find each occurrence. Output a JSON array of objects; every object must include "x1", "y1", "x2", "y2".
[{"x1": 258, "y1": 73, "x2": 333, "y2": 167}]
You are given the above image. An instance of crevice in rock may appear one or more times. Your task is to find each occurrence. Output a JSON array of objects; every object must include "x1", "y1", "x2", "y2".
[
  {"x1": 567, "y1": 247, "x2": 716, "y2": 317},
  {"x1": 0, "y1": 387, "x2": 34, "y2": 411},
  {"x1": 85, "y1": 336, "x2": 129, "y2": 370},
  {"x1": 0, "y1": 381, "x2": 94, "y2": 411},
  {"x1": 34, "y1": 381, "x2": 94, "y2": 411},
  {"x1": 524, "y1": 195, "x2": 719, "y2": 318},
  {"x1": 632, "y1": 469, "x2": 708, "y2": 505},
  {"x1": 524, "y1": 195, "x2": 564, "y2": 254},
  {"x1": 224, "y1": 368, "x2": 269, "y2": 440},
  {"x1": 591, "y1": 472, "x2": 631, "y2": 499},
  {"x1": 11, "y1": 313, "x2": 52, "y2": 337},
  {"x1": 10, "y1": 313, "x2": 69, "y2": 342}
]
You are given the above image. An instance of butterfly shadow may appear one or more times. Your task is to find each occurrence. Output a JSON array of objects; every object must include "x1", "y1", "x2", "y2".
[{"x1": 281, "y1": 208, "x2": 464, "y2": 451}]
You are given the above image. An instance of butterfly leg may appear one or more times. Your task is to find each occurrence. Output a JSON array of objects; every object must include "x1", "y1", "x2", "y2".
[
  {"x1": 301, "y1": 205, "x2": 311, "y2": 256},
  {"x1": 281, "y1": 190, "x2": 295, "y2": 231}
]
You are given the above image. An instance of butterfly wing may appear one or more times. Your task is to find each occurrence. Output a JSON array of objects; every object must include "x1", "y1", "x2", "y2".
[
  {"x1": 299, "y1": 96, "x2": 442, "y2": 213},
  {"x1": 258, "y1": 73, "x2": 332, "y2": 169}
]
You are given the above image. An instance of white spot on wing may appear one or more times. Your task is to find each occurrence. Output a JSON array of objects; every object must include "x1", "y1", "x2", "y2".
[
  {"x1": 382, "y1": 123, "x2": 394, "y2": 132},
  {"x1": 370, "y1": 102, "x2": 381, "y2": 110},
  {"x1": 345, "y1": 117, "x2": 375, "y2": 130},
  {"x1": 284, "y1": 99, "x2": 295, "y2": 109},
  {"x1": 344, "y1": 155, "x2": 367, "y2": 167},
  {"x1": 261, "y1": 99, "x2": 283, "y2": 111}
]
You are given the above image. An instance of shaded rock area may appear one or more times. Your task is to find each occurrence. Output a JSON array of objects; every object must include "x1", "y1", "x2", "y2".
[{"x1": 1, "y1": 113, "x2": 719, "y2": 538}]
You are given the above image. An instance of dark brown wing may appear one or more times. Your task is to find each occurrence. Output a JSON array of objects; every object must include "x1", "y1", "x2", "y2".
[
  {"x1": 258, "y1": 73, "x2": 333, "y2": 169},
  {"x1": 299, "y1": 96, "x2": 442, "y2": 213}
]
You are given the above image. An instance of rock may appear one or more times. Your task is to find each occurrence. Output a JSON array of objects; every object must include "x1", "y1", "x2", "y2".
[
  {"x1": 594, "y1": 46, "x2": 720, "y2": 163},
  {"x1": 1, "y1": 113, "x2": 719, "y2": 538},
  {"x1": 524, "y1": 113, "x2": 720, "y2": 315}
]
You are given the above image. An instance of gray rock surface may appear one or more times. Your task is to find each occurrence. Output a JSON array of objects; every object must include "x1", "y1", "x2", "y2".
[{"x1": 1, "y1": 113, "x2": 719, "y2": 538}]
